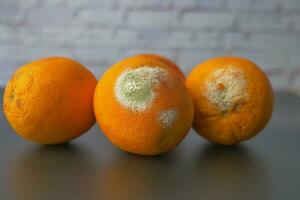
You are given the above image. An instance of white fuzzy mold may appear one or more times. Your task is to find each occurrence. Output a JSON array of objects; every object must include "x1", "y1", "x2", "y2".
[
  {"x1": 158, "y1": 108, "x2": 178, "y2": 128},
  {"x1": 115, "y1": 66, "x2": 168, "y2": 112},
  {"x1": 205, "y1": 66, "x2": 249, "y2": 113}
]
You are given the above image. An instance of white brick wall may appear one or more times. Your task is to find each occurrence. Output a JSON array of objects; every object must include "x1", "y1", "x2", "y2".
[
  {"x1": 78, "y1": 10, "x2": 124, "y2": 25},
  {"x1": 128, "y1": 11, "x2": 177, "y2": 27},
  {"x1": 0, "y1": 0, "x2": 300, "y2": 91},
  {"x1": 237, "y1": 13, "x2": 286, "y2": 32},
  {"x1": 181, "y1": 12, "x2": 235, "y2": 30}
]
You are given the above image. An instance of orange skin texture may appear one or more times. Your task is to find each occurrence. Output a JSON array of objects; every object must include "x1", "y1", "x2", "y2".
[
  {"x1": 94, "y1": 56, "x2": 194, "y2": 155},
  {"x1": 186, "y1": 57, "x2": 274, "y2": 145},
  {"x1": 134, "y1": 54, "x2": 185, "y2": 79},
  {"x1": 3, "y1": 57, "x2": 97, "y2": 144}
]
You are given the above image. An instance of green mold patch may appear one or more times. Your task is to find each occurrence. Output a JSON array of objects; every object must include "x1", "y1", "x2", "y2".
[{"x1": 114, "y1": 66, "x2": 168, "y2": 112}]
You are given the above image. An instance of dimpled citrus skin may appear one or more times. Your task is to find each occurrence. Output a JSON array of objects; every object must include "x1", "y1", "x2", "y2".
[
  {"x1": 135, "y1": 54, "x2": 185, "y2": 79},
  {"x1": 94, "y1": 56, "x2": 194, "y2": 155},
  {"x1": 186, "y1": 57, "x2": 274, "y2": 145},
  {"x1": 3, "y1": 57, "x2": 97, "y2": 144}
]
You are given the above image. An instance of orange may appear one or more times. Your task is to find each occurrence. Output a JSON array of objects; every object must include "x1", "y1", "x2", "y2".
[
  {"x1": 135, "y1": 54, "x2": 185, "y2": 79},
  {"x1": 94, "y1": 56, "x2": 194, "y2": 155},
  {"x1": 186, "y1": 57, "x2": 273, "y2": 145},
  {"x1": 3, "y1": 57, "x2": 97, "y2": 144}
]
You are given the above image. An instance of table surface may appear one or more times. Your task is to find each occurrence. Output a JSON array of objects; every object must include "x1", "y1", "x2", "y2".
[{"x1": 1, "y1": 88, "x2": 300, "y2": 200}]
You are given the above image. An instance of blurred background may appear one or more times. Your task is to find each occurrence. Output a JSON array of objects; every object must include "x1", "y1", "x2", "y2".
[{"x1": 0, "y1": 0, "x2": 299, "y2": 92}]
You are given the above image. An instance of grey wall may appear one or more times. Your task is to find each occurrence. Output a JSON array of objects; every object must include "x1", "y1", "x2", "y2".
[{"x1": 0, "y1": 0, "x2": 300, "y2": 92}]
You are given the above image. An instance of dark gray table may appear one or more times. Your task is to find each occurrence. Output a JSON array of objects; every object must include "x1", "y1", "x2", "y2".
[{"x1": 1, "y1": 88, "x2": 300, "y2": 200}]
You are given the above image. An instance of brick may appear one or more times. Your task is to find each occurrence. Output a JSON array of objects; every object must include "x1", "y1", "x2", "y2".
[
  {"x1": 20, "y1": 25, "x2": 84, "y2": 39},
  {"x1": 248, "y1": 34, "x2": 300, "y2": 53},
  {"x1": 116, "y1": 30, "x2": 218, "y2": 50},
  {"x1": 78, "y1": 10, "x2": 124, "y2": 25},
  {"x1": 226, "y1": 33, "x2": 300, "y2": 53},
  {"x1": 21, "y1": 35, "x2": 69, "y2": 47},
  {"x1": 66, "y1": 0, "x2": 115, "y2": 10},
  {"x1": 128, "y1": 11, "x2": 177, "y2": 27},
  {"x1": 0, "y1": 0, "x2": 37, "y2": 9},
  {"x1": 37, "y1": 0, "x2": 90, "y2": 9},
  {"x1": 74, "y1": 48, "x2": 122, "y2": 64},
  {"x1": 0, "y1": 25, "x2": 20, "y2": 43},
  {"x1": 38, "y1": 0, "x2": 112, "y2": 10},
  {"x1": 177, "y1": 50, "x2": 224, "y2": 73},
  {"x1": 166, "y1": 32, "x2": 192, "y2": 48},
  {"x1": 237, "y1": 13, "x2": 286, "y2": 32},
  {"x1": 19, "y1": 26, "x2": 62, "y2": 37},
  {"x1": 139, "y1": 29, "x2": 169, "y2": 41},
  {"x1": 226, "y1": 0, "x2": 277, "y2": 12},
  {"x1": 192, "y1": 32, "x2": 220, "y2": 49},
  {"x1": 18, "y1": 26, "x2": 74, "y2": 47},
  {"x1": 225, "y1": 0, "x2": 254, "y2": 10},
  {"x1": 290, "y1": 15, "x2": 300, "y2": 31},
  {"x1": 115, "y1": 0, "x2": 135, "y2": 8},
  {"x1": 136, "y1": 31, "x2": 192, "y2": 49},
  {"x1": 251, "y1": 0, "x2": 278, "y2": 11},
  {"x1": 279, "y1": 0, "x2": 300, "y2": 11},
  {"x1": 181, "y1": 12, "x2": 235, "y2": 30},
  {"x1": 113, "y1": 30, "x2": 140, "y2": 47},
  {"x1": 72, "y1": 29, "x2": 114, "y2": 47},
  {"x1": 25, "y1": 9, "x2": 73, "y2": 26},
  {"x1": 223, "y1": 32, "x2": 248, "y2": 50},
  {"x1": 137, "y1": 30, "x2": 186, "y2": 49},
  {"x1": 199, "y1": 0, "x2": 226, "y2": 9},
  {"x1": 117, "y1": 0, "x2": 170, "y2": 10},
  {"x1": 166, "y1": 32, "x2": 220, "y2": 50},
  {"x1": 0, "y1": 7, "x2": 24, "y2": 25},
  {"x1": 171, "y1": 0, "x2": 197, "y2": 9}
]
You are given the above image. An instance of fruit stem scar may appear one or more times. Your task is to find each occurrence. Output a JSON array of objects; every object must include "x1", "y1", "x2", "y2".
[
  {"x1": 217, "y1": 83, "x2": 225, "y2": 90},
  {"x1": 205, "y1": 66, "x2": 249, "y2": 113}
]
